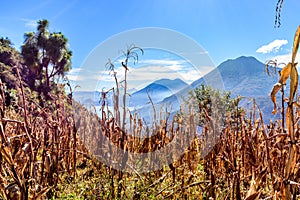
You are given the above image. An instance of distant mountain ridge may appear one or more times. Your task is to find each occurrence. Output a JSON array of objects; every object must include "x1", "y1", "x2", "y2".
[
  {"x1": 153, "y1": 78, "x2": 188, "y2": 93},
  {"x1": 190, "y1": 56, "x2": 271, "y2": 95},
  {"x1": 73, "y1": 78, "x2": 189, "y2": 108},
  {"x1": 129, "y1": 78, "x2": 188, "y2": 107},
  {"x1": 216, "y1": 56, "x2": 272, "y2": 97},
  {"x1": 162, "y1": 56, "x2": 280, "y2": 121},
  {"x1": 73, "y1": 56, "x2": 283, "y2": 122}
]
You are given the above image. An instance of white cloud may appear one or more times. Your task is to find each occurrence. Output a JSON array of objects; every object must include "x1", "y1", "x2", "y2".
[
  {"x1": 128, "y1": 66, "x2": 183, "y2": 80},
  {"x1": 124, "y1": 64, "x2": 211, "y2": 88},
  {"x1": 139, "y1": 59, "x2": 187, "y2": 66},
  {"x1": 270, "y1": 54, "x2": 291, "y2": 66},
  {"x1": 68, "y1": 68, "x2": 82, "y2": 74},
  {"x1": 270, "y1": 53, "x2": 300, "y2": 67},
  {"x1": 80, "y1": 63, "x2": 205, "y2": 90},
  {"x1": 20, "y1": 18, "x2": 37, "y2": 29},
  {"x1": 104, "y1": 59, "x2": 190, "y2": 82},
  {"x1": 256, "y1": 39, "x2": 288, "y2": 54},
  {"x1": 66, "y1": 68, "x2": 88, "y2": 81},
  {"x1": 70, "y1": 58, "x2": 214, "y2": 91},
  {"x1": 66, "y1": 74, "x2": 88, "y2": 81}
]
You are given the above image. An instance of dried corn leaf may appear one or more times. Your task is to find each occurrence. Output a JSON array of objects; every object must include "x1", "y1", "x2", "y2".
[
  {"x1": 270, "y1": 83, "x2": 282, "y2": 114},
  {"x1": 0, "y1": 144, "x2": 14, "y2": 166},
  {"x1": 290, "y1": 144, "x2": 298, "y2": 176},
  {"x1": 285, "y1": 142, "x2": 297, "y2": 179},
  {"x1": 34, "y1": 186, "x2": 53, "y2": 199},
  {"x1": 292, "y1": 26, "x2": 300, "y2": 64},
  {"x1": 246, "y1": 168, "x2": 266, "y2": 198},
  {"x1": 244, "y1": 192, "x2": 261, "y2": 200},
  {"x1": 20, "y1": 160, "x2": 28, "y2": 175},
  {"x1": 289, "y1": 180, "x2": 300, "y2": 186},
  {"x1": 286, "y1": 106, "x2": 291, "y2": 137},
  {"x1": 285, "y1": 105, "x2": 298, "y2": 179},
  {"x1": 270, "y1": 63, "x2": 293, "y2": 114},
  {"x1": 289, "y1": 64, "x2": 298, "y2": 105},
  {"x1": 265, "y1": 60, "x2": 277, "y2": 77},
  {"x1": 279, "y1": 63, "x2": 292, "y2": 85}
]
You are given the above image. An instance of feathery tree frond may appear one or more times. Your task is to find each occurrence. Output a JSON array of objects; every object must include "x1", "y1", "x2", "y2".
[{"x1": 21, "y1": 19, "x2": 72, "y2": 97}]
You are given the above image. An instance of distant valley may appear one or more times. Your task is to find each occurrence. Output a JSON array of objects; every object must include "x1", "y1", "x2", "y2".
[{"x1": 73, "y1": 56, "x2": 284, "y2": 122}]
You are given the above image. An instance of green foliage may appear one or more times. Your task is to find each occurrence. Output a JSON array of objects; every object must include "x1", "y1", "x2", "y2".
[
  {"x1": 0, "y1": 37, "x2": 24, "y2": 106},
  {"x1": 189, "y1": 84, "x2": 242, "y2": 126},
  {"x1": 0, "y1": 37, "x2": 13, "y2": 47},
  {"x1": 0, "y1": 37, "x2": 20, "y2": 68},
  {"x1": 0, "y1": 63, "x2": 18, "y2": 90}
]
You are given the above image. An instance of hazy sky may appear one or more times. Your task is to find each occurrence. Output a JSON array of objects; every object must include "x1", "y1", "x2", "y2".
[{"x1": 1, "y1": 0, "x2": 300, "y2": 90}]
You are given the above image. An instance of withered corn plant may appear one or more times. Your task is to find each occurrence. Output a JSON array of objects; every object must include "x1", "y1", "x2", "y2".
[
  {"x1": 0, "y1": 66, "x2": 92, "y2": 199},
  {"x1": 269, "y1": 25, "x2": 300, "y2": 199},
  {"x1": 71, "y1": 46, "x2": 207, "y2": 199},
  {"x1": 266, "y1": 59, "x2": 287, "y2": 129},
  {"x1": 65, "y1": 37, "x2": 300, "y2": 199},
  {"x1": 4, "y1": 27, "x2": 300, "y2": 199},
  {"x1": 198, "y1": 26, "x2": 300, "y2": 199}
]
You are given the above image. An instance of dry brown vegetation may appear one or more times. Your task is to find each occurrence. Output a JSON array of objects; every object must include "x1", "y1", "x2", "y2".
[
  {"x1": 0, "y1": 68, "x2": 90, "y2": 199},
  {"x1": 1, "y1": 27, "x2": 300, "y2": 200}
]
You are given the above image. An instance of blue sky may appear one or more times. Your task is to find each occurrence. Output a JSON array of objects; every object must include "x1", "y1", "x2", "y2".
[{"x1": 1, "y1": 0, "x2": 300, "y2": 91}]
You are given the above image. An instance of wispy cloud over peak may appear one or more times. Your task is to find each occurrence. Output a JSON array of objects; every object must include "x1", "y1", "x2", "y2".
[
  {"x1": 270, "y1": 53, "x2": 300, "y2": 66},
  {"x1": 256, "y1": 39, "x2": 288, "y2": 54},
  {"x1": 138, "y1": 59, "x2": 187, "y2": 66},
  {"x1": 21, "y1": 18, "x2": 37, "y2": 29}
]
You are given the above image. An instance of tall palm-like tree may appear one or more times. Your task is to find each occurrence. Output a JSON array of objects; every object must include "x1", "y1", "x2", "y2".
[{"x1": 21, "y1": 19, "x2": 72, "y2": 97}]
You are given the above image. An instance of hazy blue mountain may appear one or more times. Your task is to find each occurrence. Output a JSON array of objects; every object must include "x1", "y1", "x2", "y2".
[
  {"x1": 73, "y1": 91, "x2": 102, "y2": 106},
  {"x1": 190, "y1": 56, "x2": 274, "y2": 96},
  {"x1": 73, "y1": 56, "x2": 285, "y2": 122},
  {"x1": 72, "y1": 78, "x2": 188, "y2": 119},
  {"x1": 127, "y1": 88, "x2": 138, "y2": 94},
  {"x1": 216, "y1": 56, "x2": 274, "y2": 97},
  {"x1": 128, "y1": 78, "x2": 188, "y2": 107},
  {"x1": 214, "y1": 56, "x2": 280, "y2": 120},
  {"x1": 162, "y1": 56, "x2": 281, "y2": 121},
  {"x1": 153, "y1": 78, "x2": 188, "y2": 93},
  {"x1": 73, "y1": 90, "x2": 117, "y2": 109}
]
